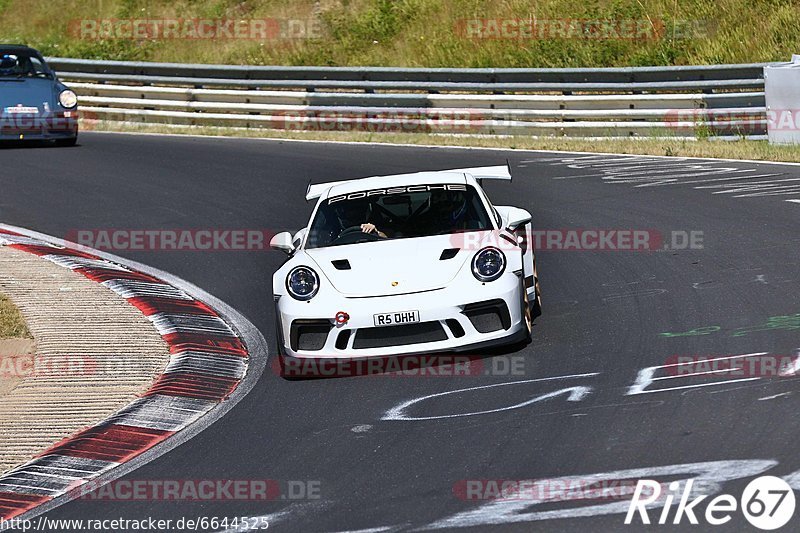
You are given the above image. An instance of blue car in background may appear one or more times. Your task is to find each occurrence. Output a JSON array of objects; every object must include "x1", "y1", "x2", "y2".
[{"x1": 0, "y1": 44, "x2": 78, "y2": 146}]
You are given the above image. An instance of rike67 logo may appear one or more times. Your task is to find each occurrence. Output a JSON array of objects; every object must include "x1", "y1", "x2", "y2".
[{"x1": 626, "y1": 476, "x2": 795, "y2": 530}]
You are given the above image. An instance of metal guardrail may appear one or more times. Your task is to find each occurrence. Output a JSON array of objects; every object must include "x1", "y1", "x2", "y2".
[{"x1": 47, "y1": 57, "x2": 771, "y2": 138}]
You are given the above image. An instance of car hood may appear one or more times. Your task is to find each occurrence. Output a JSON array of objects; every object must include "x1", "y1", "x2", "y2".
[
  {"x1": 0, "y1": 77, "x2": 55, "y2": 113},
  {"x1": 303, "y1": 233, "x2": 490, "y2": 297}
]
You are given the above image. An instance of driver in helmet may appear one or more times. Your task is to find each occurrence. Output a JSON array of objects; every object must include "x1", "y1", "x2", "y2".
[
  {"x1": 426, "y1": 191, "x2": 468, "y2": 231},
  {"x1": 334, "y1": 201, "x2": 388, "y2": 239}
]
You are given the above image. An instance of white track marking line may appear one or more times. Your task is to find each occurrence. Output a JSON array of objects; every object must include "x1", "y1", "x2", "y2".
[
  {"x1": 626, "y1": 353, "x2": 770, "y2": 396},
  {"x1": 383, "y1": 373, "x2": 599, "y2": 421},
  {"x1": 656, "y1": 352, "x2": 769, "y2": 370},
  {"x1": 630, "y1": 170, "x2": 772, "y2": 185},
  {"x1": 629, "y1": 378, "x2": 761, "y2": 395},
  {"x1": 537, "y1": 148, "x2": 800, "y2": 203},
  {"x1": 734, "y1": 187, "x2": 800, "y2": 198},
  {"x1": 324, "y1": 527, "x2": 406, "y2": 533},
  {"x1": 217, "y1": 502, "x2": 331, "y2": 532},
  {"x1": 554, "y1": 167, "x2": 763, "y2": 184},
  {"x1": 676, "y1": 173, "x2": 783, "y2": 186},
  {"x1": 565, "y1": 160, "x2": 684, "y2": 170},
  {"x1": 423, "y1": 460, "x2": 777, "y2": 529},
  {"x1": 651, "y1": 368, "x2": 754, "y2": 381},
  {"x1": 552, "y1": 167, "x2": 732, "y2": 181},
  {"x1": 603, "y1": 166, "x2": 738, "y2": 178},
  {"x1": 758, "y1": 392, "x2": 792, "y2": 401},
  {"x1": 778, "y1": 351, "x2": 800, "y2": 377},
  {"x1": 697, "y1": 177, "x2": 800, "y2": 190}
]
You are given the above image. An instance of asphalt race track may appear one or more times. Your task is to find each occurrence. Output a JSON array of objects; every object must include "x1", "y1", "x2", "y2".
[{"x1": 2, "y1": 132, "x2": 800, "y2": 532}]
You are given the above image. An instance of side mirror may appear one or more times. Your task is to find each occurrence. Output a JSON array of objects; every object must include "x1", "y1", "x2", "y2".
[
  {"x1": 495, "y1": 206, "x2": 532, "y2": 231},
  {"x1": 507, "y1": 213, "x2": 532, "y2": 231},
  {"x1": 270, "y1": 231, "x2": 295, "y2": 255}
]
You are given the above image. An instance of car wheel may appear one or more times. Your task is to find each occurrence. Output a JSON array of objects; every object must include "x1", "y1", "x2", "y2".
[
  {"x1": 522, "y1": 287, "x2": 533, "y2": 341},
  {"x1": 530, "y1": 258, "x2": 542, "y2": 319},
  {"x1": 55, "y1": 136, "x2": 77, "y2": 147}
]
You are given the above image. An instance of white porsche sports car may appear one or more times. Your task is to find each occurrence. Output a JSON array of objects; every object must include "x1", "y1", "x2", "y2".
[{"x1": 270, "y1": 165, "x2": 541, "y2": 363}]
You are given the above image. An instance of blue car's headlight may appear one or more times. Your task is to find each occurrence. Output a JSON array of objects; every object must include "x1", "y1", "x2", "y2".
[
  {"x1": 472, "y1": 247, "x2": 505, "y2": 282},
  {"x1": 58, "y1": 89, "x2": 78, "y2": 109},
  {"x1": 286, "y1": 266, "x2": 319, "y2": 300}
]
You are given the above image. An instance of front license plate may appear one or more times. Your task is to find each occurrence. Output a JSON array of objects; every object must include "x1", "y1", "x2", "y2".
[
  {"x1": 373, "y1": 310, "x2": 420, "y2": 327},
  {"x1": 4, "y1": 107, "x2": 38, "y2": 114}
]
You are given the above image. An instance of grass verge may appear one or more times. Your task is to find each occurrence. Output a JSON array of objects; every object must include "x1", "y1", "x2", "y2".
[
  {"x1": 84, "y1": 120, "x2": 800, "y2": 163},
  {"x1": 1, "y1": 0, "x2": 799, "y2": 67},
  {"x1": 0, "y1": 293, "x2": 31, "y2": 339}
]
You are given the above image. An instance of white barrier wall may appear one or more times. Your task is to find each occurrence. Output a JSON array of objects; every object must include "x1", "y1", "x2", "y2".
[{"x1": 765, "y1": 55, "x2": 800, "y2": 144}]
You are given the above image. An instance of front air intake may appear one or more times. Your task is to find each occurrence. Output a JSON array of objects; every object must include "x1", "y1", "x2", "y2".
[
  {"x1": 290, "y1": 319, "x2": 331, "y2": 351},
  {"x1": 353, "y1": 322, "x2": 448, "y2": 349},
  {"x1": 462, "y1": 300, "x2": 511, "y2": 333}
]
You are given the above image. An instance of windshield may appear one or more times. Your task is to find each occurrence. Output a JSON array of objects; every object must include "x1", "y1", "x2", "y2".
[
  {"x1": 0, "y1": 51, "x2": 51, "y2": 78},
  {"x1": 306, "y1": 183, "x2": 493, "y2": 249}
]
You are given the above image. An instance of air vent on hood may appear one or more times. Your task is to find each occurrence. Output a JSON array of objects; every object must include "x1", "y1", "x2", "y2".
[
  {"x1": 331, "y1": 259, "x2": 351, "y2": 270},
  {"x1": 439, "y1": 248, "x2": 460, "y2": 260}
]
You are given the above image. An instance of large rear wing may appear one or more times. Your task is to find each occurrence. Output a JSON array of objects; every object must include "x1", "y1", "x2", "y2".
[
  {"x1": 438, "y1": 163, "x2": 512, "y2": 183},
  {"x1": 306, "y1": 180, "x2": 350, "y2": 201},
  {"x1": 305, "y1": 162, "x2": 512, "y2": 201}
]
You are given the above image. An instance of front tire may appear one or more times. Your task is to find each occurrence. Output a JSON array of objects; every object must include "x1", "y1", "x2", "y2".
[
  {"x1": 522, "y1": 287, "x2": 533, "y2": 342},
  {"x1": 530, "y1": 257, "x2": 542, "y2": 319}
]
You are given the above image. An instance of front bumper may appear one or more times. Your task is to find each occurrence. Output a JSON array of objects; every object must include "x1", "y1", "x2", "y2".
[
  {"x1": 0, "y1": 113, "x2": 78, "y2": 141},
  {"x1": 275, "y1": 272, "x2": 526, "y2": 359}
]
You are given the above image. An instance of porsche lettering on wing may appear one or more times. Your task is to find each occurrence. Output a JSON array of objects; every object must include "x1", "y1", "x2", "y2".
[{"x1": 328, "y1": 184, "x2": 467, "y2": 204}]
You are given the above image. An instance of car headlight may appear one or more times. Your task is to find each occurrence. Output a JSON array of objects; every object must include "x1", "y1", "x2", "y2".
[
  {"x1": 472, "y1": 247, "x2": 505, "y2": 282},
  {"x1": 286, "y1": 266, "x2": 319, "y2": 300},
  {"x1": 58, "y1": 89, "x2": 78, "y2": 109}
]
